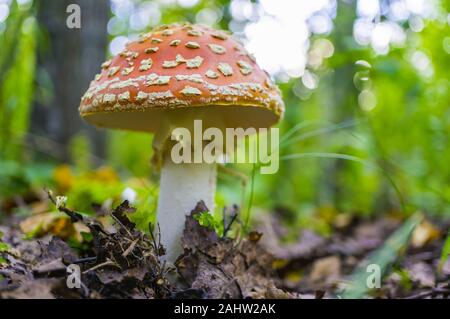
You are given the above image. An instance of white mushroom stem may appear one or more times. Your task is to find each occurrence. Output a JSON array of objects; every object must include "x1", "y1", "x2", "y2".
[{"x1": 156, "y1": 157, "x2": 217, "y2": 263}]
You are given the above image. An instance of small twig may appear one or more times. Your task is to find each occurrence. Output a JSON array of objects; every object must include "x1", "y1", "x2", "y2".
[
  {"x1": 110, "y1": 214, "x2": 133, "y2": 238},
  {"x1": 409, "y1": 251, "x2": 438, "y2": 262},
  {"x1": 157, "y1": 223, "x2": 163, "y2": 251},
  {"x1": 403, "y1": 287, "x2": 450, "y2": 299},
  {"x1": 222, "y1": 207, "x2": 226, "y2": 237},
  {"x1": 223, "y1": 212, "x2": 238, "y2": 238},
  {"x1": 149, "y1": 222, "x2": 165, "y2": 257},
  {"x1": 148, "y1": 222, "x2": 158, "y2": 250},
  {"x1": 73, "y1": 257, "x2": 97, "y2": 264},
  {"x1": 79, "y1": 281, "x2": 90, "y2": 298},
  {"x1": 221, "y1": 204, "x2": 240, "y2": 239},
  {"x1": 45, "y1": 189, "x2": 84, "y2": 223},
  {"x1": 83, "y1": 260, "x2": 118, "y2": 274},
  {"x1": 122, "y1": 238, "x2": 139, "y2": 258}
]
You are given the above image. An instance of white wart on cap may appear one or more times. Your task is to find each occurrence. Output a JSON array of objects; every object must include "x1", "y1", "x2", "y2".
[{"x1": 79, "y1": 22, "x2": 284, "y2": 132}]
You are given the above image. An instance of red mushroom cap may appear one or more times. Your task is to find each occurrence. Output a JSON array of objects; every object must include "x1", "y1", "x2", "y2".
[{"x1": 79, "y1": 23, "x2": 284, "y2": 132}]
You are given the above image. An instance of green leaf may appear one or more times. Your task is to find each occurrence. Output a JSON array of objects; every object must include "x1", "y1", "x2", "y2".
[
  {"x1": 341, "y1": 213, "x2": 422, "y2": 299},
  {"x1": 438, "y1": 230, "x2": 450, "y2": 274},
  {"x1": 80, "y1": 231, "x2": 93, "y2": 242},
  {"x1": 129, "y1": 207, "x2": 156, "y2": 234},
  {"x1": 0, "y1": 237, "x2": 11, "y2": 265},
  {"x1": 194, "y1": 211, "x2": 223, "y2": 235},
  {"x1": 0, "y1": 242, "x2": 11, "y2": 252}
]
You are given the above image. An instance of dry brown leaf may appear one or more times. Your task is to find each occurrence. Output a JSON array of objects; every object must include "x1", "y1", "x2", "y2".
[
  {"x1": 309, "y1": 256, "x2": 341, "y2": 289},
  {"x1": 333, "y1": 213, "x2": 353, "y2": 229},
  {"x1": 30, "y1": 200, "x2": 50, "y2": 215},
  {"x1": 441, "y1": 258, "x2": 450, "y2": 276},
  {"x1": 0, "y1": 279, "x2": 57, "y2": 299},
  {"x1": 407, "y1": 262, "x2": 436, "y2": 287},
  {"x1": 19, "y1": 212, "x2": 74, "y2": 239}
]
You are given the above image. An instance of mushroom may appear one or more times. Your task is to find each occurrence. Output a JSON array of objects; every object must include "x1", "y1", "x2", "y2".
[{"x1": 79, "y1": 23, "x2": 284, "y2": 262}]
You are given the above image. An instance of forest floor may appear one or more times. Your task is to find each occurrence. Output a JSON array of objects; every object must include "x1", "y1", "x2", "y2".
[{"x1": 1, "y1": 195, "x2": 450, "y2": 299}]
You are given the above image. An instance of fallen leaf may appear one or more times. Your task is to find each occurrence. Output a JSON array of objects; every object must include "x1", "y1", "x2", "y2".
[
  {"x1": 407, "y1": 262, "x2": 436, "y2": 288},
  {"x1": 265, "y1": 230, "x2": 327, "y2": 260},
  {"x1": 309, "y1": 256, "x2": 341, "y2": 289},
  {"x1": 333, "y1": 213, "x2": 353, "y2": 229},
  {"x1": 53, "y1": 165, "x2": 74, "y2": 191},
  {"x1": 180, "y1": 201, "x2": 220, "y2": 253},
  {"x1": 111, "y1": 200, "x2": 136, "y2": 231},
  {"x1": 177, "y1": 202, "x2": 289, "y2": 298},
  {"x1": 412, "y1": 220, "x2": 440, "y2": 248},
  {"x1": 19, "y1": 212, "x2": 74, "y2": 239},
  {"x1": 0, "y1": 279, "x2": 57, "y2": 299},
  {"x1": 442, "y1": 258, "x2": 450, "y2": 276},
  {"x1": 248, "y1": 231, "x2": 263, "y2": 243}
]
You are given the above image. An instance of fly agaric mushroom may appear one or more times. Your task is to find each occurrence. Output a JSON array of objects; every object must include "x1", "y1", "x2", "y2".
[{"x1": 79, "y1": 23, "x2": 284, "y2": 262}]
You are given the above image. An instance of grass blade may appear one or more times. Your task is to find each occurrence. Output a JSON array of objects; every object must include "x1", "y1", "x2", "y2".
[
  {"x1": 438, "y1": 230, "x2": 450, "y2": 274},
  {"x1": 280, "y1": 119, "x2": 360, "y2": 149},
  {"x1": 341, "y1": 213, "x2": 422, "y2": 299},
  {"x1": 243, "y1": 162, "x2": 257, "y2": 232},
  {"x1": 279, "y1": 152, "x2": 406, "y2": 211},
  {"x1": 279, "y1": 120, "x2": 328, "y2": 145}
]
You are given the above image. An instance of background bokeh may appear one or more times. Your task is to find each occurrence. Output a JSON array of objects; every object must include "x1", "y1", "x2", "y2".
[{"x1": 0, "y1": 0, "x2": 449, "y2": 234}]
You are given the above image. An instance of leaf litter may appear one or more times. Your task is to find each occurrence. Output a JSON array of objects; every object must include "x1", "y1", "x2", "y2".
[
  {"x1": 0, "y1": 193, "x2": 296, "y2": 299},
  {"x1": 1, "y1": 192, "x2": 450, "y2": 299}
]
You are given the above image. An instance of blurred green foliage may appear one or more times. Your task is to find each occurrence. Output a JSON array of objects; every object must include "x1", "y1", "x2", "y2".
[
  {"x1": 0, "y1": 1, "x2": 36, "y2": 161},
  {"x1": 0, "y1": 0, "x2": 449, "y2": 233},
  {"x1": 250, "y1": 1, "x2": 450, "y2": 225}
]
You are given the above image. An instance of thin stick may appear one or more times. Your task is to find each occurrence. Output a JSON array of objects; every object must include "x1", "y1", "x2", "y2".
[
  {"x1": 122, "y1": 238, "x2": 139, "y2": 257},
  {"x1": 83, "y1": 260, "x2": 118, "y2": 274}
]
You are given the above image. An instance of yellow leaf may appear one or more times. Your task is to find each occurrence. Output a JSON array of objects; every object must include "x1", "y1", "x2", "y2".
[
  {"x1": 89, "y1": 166, "x2": 119, "y2": 183},
  {"x1": 284, "y1": 271, "x2": 303, "y2": 285},
  {"x1": 53, "y1": 165, "x2": 74, "y2": 191},
  {"x1": 333, "y1": 213, "x2": 353, "y2": 229},
  {"x1": 272, "y1": 259, "x2": 288, "y2": 270},
  {"x1": 20, "y1": 212, "x2": 74, "y2": 240},
  {"x1": 411, "y1": 219, "x2": 440, "y2": 248}
]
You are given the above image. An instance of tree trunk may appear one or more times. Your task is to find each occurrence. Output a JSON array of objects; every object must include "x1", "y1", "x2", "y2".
[
  {"x1": 32, "y1": 0, "x2": 109, "y2": 162},
  {"x1": 318, "y1": 1, "x2": 357, "y2": 208}
]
